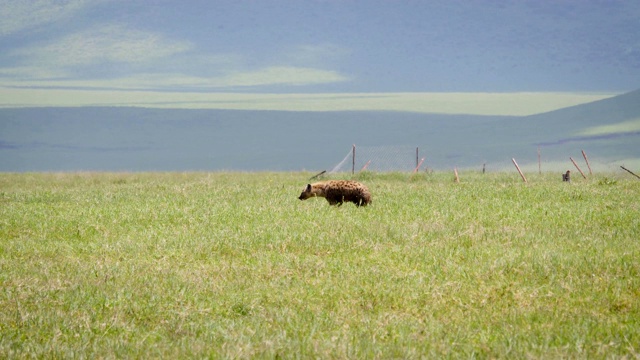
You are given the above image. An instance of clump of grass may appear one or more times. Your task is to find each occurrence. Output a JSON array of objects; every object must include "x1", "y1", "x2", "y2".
[
  {"x1": 1, "y1": 171, "x2": 638, "y2": 358},
  {"x1": 598, "y1": 177, "x2": 618, "y2": 186}
]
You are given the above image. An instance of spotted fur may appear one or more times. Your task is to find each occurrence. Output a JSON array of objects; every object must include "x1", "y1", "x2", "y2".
[{"x1": 298, "y1": 180, "x2": 371, "y2": 207}]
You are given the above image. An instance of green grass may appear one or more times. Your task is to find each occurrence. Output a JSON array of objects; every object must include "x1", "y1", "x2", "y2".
[{"x1": 1, "y1": 171, "x2": 639, "y2": 358}]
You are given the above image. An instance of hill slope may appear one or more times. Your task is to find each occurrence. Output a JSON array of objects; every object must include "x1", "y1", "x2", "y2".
[
  {"x1": 487, "y1": 89, "x2": 640, "y2": 170},
  {"x1": 1, "y1": 90, "x2": 638, "y2": 172}
]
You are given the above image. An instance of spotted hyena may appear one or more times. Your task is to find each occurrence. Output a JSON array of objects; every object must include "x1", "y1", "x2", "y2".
[{"x1": 298, "y1": 180, "x2": 371, "y2": 207}]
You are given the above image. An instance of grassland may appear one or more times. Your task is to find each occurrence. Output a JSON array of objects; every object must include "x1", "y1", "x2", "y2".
[{"x1": 1, "y1": 171, "x2": 639, "y2": 358}]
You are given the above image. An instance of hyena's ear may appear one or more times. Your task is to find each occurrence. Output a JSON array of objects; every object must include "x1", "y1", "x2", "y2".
[{"x1": 305, "y1": 184, "x2": 312, "y2": 192}]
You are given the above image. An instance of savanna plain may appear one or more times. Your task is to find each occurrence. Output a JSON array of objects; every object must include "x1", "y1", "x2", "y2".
[{"x1": 1, "y1": 171, "x2": 639, "y2": 358}]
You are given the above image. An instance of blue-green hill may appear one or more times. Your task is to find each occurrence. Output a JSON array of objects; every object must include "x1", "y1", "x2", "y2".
[{"x1": 1, "y1": 90, "x2": 638, "y2": 172}]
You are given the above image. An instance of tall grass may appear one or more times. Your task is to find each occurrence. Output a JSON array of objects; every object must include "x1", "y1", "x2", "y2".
[{"x1": 1, "y1": 171, "x2": 638, "y2": 358}]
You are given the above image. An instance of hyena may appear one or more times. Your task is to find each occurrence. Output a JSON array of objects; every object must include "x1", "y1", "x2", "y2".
[{"x1": 298, "y1": 180, "x2": 371, "y2": 207}]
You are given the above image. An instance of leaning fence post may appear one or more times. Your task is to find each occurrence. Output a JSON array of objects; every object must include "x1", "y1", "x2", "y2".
[
  {"x1": 570, "y1": 157, "x2": 587, "y2": 179},
  {"x1": 621, "y1": 166, "x2": 640, "y2": 180},
  {"x1": 414, "y1": 158, "x2": 425, "y2": 173},
  {"x1": 581, "y1": 150, "x2": 592, "y2": 175},
  {"x1": 454, "y1": 167, "x2": 460, "y2": 183},
  {"x1": 361, "y1": 160, "x2": 371, "y2": 172},
  {"x1": 309, "y1": 170, "x2": 326, "y2": 180},
  {"x1": 512, "y1": 158, "x2": 527, "y2": 183}
]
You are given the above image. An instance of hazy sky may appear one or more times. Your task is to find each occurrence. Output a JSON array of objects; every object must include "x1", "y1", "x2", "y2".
[{"x1": 0, "y1": 0, "x2": 638, "y2": 113}]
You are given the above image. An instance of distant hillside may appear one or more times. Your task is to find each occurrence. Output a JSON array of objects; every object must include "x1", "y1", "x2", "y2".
[
  {"x1": 486, "y1": 88, "x2": 640, "y2": 170},
  {"x1": 505, "y1": 88, "x2": 640, "y2": 142},
  {"x1": 1, "y1": 90, "x2": 638, "y2": 172}
]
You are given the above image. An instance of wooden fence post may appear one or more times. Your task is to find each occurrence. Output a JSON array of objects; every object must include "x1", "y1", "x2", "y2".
[
  {"x1": 537, "y1": 147, "x2": 541, "y2": 174},
  {"x1": 309, "y1": 170, "x2": 326, "y2": 180},
  {"x1": 512, "y1": 158, "x2": 527, "y2": 183},
  {"x1": 621, "y1": 166, "x2": 640, "y2": 180},
  {"x1": 570, "y1": 157, "x2": 587, "y2": 179},
  {"x1": 581, "y1": 150, "x2": 592, "y2": 175},
  {"x1": 361, "y1": 160, "x2": 371, "y2": 172},
  {"x1": 414, "y1": 158, "x2": 425, "y2": 173},
  {"x1": 351, "y1": 144, "x2": 355, "y2": 175}
]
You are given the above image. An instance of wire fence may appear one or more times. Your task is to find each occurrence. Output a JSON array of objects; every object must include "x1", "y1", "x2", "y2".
[
  {"x1": 330, "y1": 145, "x2": 420, "y2": 173},
  {"x1": 328, "y1": 144, "x2": 633, "y2": 174}
]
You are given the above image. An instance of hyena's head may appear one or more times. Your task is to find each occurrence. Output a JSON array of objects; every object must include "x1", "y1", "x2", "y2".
[{"x1": 298, "y1": 184, "x2": 314, "y2": 200}]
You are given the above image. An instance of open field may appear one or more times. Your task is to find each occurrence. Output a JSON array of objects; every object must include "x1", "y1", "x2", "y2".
[{"x1": 1, "y1": 171, "x2": 639, "y2": 358}]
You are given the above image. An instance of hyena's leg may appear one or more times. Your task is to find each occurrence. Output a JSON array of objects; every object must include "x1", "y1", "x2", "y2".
[{"x1": 326, "y1": 197, "x2": 340, "y2": 206}]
